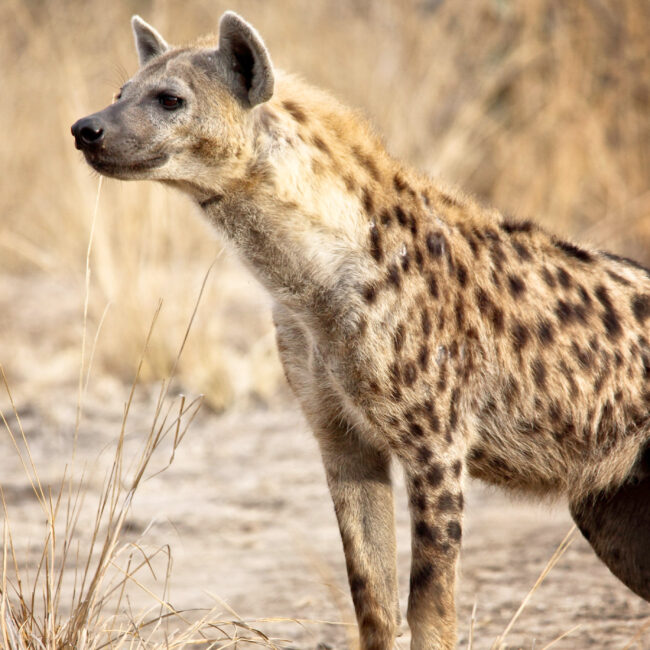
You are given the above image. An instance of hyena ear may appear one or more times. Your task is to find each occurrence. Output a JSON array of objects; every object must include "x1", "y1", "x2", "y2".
[
  {"x1": 131, "y1": 15, "x2": 169, "y2": 67},
  {"x1": 218, "y1": 11, "x2": 274, "y2": 106}
]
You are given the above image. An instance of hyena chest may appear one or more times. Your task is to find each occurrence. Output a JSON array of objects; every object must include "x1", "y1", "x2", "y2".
[{"x1": 314, "y1": 302, "x2": 490, "y2": 452}]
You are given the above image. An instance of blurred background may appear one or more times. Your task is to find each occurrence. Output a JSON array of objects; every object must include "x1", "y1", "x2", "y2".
[
  {"x1": 1, "y1": 0, "x2": 648, "y2": 410},
  {"x1": 1, "y1": 3, "x2": 649, "y2": 646}
]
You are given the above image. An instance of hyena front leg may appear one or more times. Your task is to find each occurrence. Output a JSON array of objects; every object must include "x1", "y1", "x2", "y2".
[
  {"x1": 273, "y1": 307, "x2": 399, "y2": 649},
  {"x1": 403, "y1": 456, "x2": 464, "y2": 650},
  {"x1": 315, "y1": 421, "x2": 400, "y2": 650}
]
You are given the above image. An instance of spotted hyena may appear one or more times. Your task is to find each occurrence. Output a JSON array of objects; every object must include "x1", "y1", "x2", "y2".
[{"x1": 71, "y1": 12, "x2": 650, "y2": 649}]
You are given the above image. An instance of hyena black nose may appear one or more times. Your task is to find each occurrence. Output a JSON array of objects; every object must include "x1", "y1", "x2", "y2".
[{"x1": 71, "y1": 116, "x2": 105, "y2": 150}]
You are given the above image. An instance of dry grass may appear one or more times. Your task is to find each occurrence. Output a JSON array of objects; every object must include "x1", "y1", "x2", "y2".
[
  {"x1": 0, "y1": 376, "x2": 299, "y2": 649},
  {"x1": 1, "y1": 0, "x2": 648, "y2": 409},
  {"x1": 0, "y1": 286, "x2": 301, "y2": 648}
]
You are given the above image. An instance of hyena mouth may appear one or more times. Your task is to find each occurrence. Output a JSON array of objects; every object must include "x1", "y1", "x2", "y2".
[{"x1": 86, "y1": 154, "x2": 169, "y2": 176}]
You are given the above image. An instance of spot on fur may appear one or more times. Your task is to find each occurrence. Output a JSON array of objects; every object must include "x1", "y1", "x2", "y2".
[
  {"x1": 542, "y1": 266, "x2": 557, "y2": 288},
  {"x1": 352, "y1": 145, "x2": 380, "y2": 180},
  {"x1": 362, "y1": 283, "x2": 377, "y2": 303},
  {"x1": 556, "y1": 266, "x2": 573, "y2": 288},
  {"x1": 538, "y1": 319, "x2": 555, "y2": 346},
  {"x1": 426, "y1": 463, "x2": 444, "y2": 488},
  {"x1": 511, "y1": 321, "x2": 530, "y2": 350},
  {"x1": 512, "y1": 241, "x2": 532, "y2": 261},
  {"x1": 362, "y1": 187, "x2": 374, "y2": 215},
  {"x1": 394, "y1": 204, "x2": 408, "y2": 227},
  {"x1": 393, "y1": 172, "x2": 408, "y2": 193},
  {"x1": 456, "y1": 263, "x2": 468, "y2": 287},
  {"x1": 632, "y1": 294, "x2": 650, "y2": 324},
  {"x1": 369, "y1": 222, "x2": 383, "y2": 262},
  {"x1": 415, "y1": 521, "x2": 441, "y2": 548},
  {"x1": 507, "y1": 274, "x2": 526, "y2": 298},
  {"x1": 282, "y1": 99, "x2": 307, "y2": 123},
  {"x1": 426, "y1": 232, "x2": 446, "y2": 258},
  {"x1": 595, "y1": 285, "x2": 622, "y2": 340},
  {"x1": 387, "y1": 264, "x2": 401, "y2": 288},
  {"x1": 532, "y1": 358, "x2": 547, "y2": 389},
  {"x1": 447, "y1": 520, "x2": 462, "y2": 541},
  {"x1": 311, "y1": 134, "x2": 331, "y2": 155},
  {"x1": 553, "y1": 238, "x2": 593, "y2": 263},
  {"x1": 500, "y1": 219, "x2": 535, "y2": 234}
]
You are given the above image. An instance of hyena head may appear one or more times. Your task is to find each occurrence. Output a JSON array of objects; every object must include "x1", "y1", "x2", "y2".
[{"x1": 71, "y1": 12, "x2": 273, "y2": 194}]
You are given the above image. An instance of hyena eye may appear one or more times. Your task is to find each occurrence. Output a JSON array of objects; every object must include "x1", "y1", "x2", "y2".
[{"x1": 158, "y1": 94, "x2": 184, "y2": 110}]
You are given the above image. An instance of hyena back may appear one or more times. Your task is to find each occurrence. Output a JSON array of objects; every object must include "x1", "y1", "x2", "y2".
[{"x1": 71, "y1": 12, "x2": 650, "y2": 649}]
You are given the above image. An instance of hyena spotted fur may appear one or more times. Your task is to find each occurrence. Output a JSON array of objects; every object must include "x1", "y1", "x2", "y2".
[{"x1": 72, "y1": 12, "x2": 650, "y2": 649}]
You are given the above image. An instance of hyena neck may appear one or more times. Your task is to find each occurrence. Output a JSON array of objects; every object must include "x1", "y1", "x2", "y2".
[
  {"x1": 197, "y1": 74, "x2": 498, "y2": 339},
  {"x1": 198, "y1": 73, "x2": 399, "y2": 330}
]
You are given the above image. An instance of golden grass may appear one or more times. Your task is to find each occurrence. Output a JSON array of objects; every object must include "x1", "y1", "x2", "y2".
[
  {"x1": 0, "y1": 367, "x2": 300, "y2": 648},
  {"x1": 1, "y1": 0, "x2": 648, "y2": 409},
  {"x1": 0, "y1": 278, "x2": 300, "y2": 648}
]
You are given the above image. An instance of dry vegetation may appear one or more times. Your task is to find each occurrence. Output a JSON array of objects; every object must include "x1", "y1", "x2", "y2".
[
  {"x1": 1, "y1": 0, "x2": 649, "y2": 648},
  {"x1": 0, "y1": 316, "x2": 306, "y2": 648}
]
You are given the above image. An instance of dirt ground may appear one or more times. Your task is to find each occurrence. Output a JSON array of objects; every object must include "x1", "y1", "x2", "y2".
[{"x1": 2, "y1": 383, "x2": 649, "y2": 650}]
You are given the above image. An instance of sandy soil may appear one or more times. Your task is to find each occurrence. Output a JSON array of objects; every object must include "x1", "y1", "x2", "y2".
[{"x1": 2, "y1": 388, "x2": 649, "y2": 650}]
